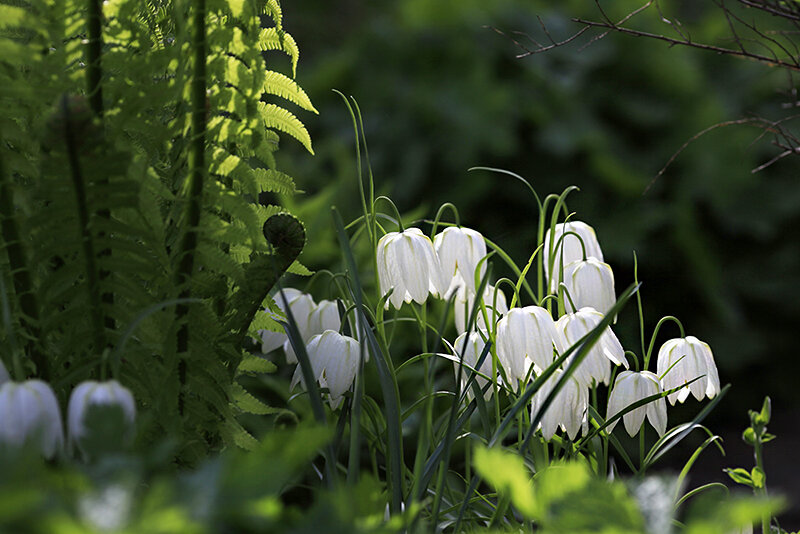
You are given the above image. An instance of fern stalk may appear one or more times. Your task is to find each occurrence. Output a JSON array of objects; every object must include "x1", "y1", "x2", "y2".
[
  {"x1": 62, "y1": 95, "x2": 106, "y2": 358},
  {"x1": 0, "y1": 151, "x2": 47, "y2": 379},
  {"x1": 174, "y1": 0, "x2": 207, "y2": 414},
  {"x1": 86, "y1": 0, "x2": 104, "y2": 117}
]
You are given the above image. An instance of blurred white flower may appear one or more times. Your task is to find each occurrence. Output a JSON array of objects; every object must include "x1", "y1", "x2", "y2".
[
  {"x1": 67, "y1": 380, "x2": 136, "y2": 451},
  {"x1": 454, "y1": 284, "x2": 508, "y2": 335},
  {"x1": 530, "y1": 369, "x2": 589, "y2": 441},
  {"x1": 0, "y1": 359, "x2": 8, "y2": 386},
  {"x1": 453, "y1": 330, "x2": 495, "y2": 400},
  {"x1": 291, "y1": 330, "x2": 362, "y2": 410},
  {"x1": 544, "y1": 221, "x2": 604, "y2": 292},
  {"x1": 309, "y1": 299, "x2": 340, "y2": 334},
  {"x1": 377, "y1": 228, "x2": 447, "y2": 310},
  {"x1": 606, "y1": 371, "x2": 667, "y2": 436},
  {"x1": 0, "y1": 380, "x2": 63, "y2": 458},
  {"x1": 657, "y1": 336, "x2": 720, "y2": 405},
  {"x1": 496, "y1": 306, "x2": 560, "y2": 388},
  {"x1": 562, "y1": 257, "x2": 616, "y2": 315},
  {"x1": 434, "y1": 226, "x2": 487, "y2": 295},
  {"x1": 556, "y1": 307, "x2": 627, "y2": 386}
]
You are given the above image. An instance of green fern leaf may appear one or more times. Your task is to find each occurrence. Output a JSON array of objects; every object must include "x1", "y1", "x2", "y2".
[
  {"x1": 258, "y1": 28, "x2": 298, "y2": 77},
  {"x1": 237, "y1": 353, "x2": 278, "y2": 375},
  {"x1": 263, "y1": 71, "x2": 317, "y2": 113},
  {"x1": 232, "y1": 382, "x2": 281, "y2": 415},
  {"x1": 258, "y1": 102, "x2": 313, "y2": 154}
]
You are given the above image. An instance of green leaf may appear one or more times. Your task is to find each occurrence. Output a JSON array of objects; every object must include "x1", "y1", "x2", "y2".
[
  {"x1": 237, "y1": 354, "x2": 278, "y2": 375},
  {"x1": 259, "y1": 102, "x2": 314, "y2": 154},
  {"x1": 232, "y1": 382, "x2": 281, "y2": 415},
  {"x1": 472, "y1": 445, "x2": 536, "y2": 518},
  {"x1": 750, "y1": 467, "x2": 765, "y2": 489},
  {"x1": 725, "y1": 468, "x2": 754, "y2": 488},
  {"x1": 258, "y1": 28, "x2": 299, "y2": 76},
  {"x1": 263, "y1": 71, "x2": 318, "y2": 113}
]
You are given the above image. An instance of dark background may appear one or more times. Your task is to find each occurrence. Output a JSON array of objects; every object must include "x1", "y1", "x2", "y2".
[{"x1": 274, "y1": 0, "x2": 799, "y2": 525}]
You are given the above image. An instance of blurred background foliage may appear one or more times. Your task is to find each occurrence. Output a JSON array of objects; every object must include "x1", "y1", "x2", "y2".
[{"x1": 275, "y1": 0, "x2": 799, "y2": 413}]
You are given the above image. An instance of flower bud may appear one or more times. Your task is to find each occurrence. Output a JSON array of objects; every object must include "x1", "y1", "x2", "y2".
[{"x1": 0, "y1": 380, "x2": 64, "y2": 458}]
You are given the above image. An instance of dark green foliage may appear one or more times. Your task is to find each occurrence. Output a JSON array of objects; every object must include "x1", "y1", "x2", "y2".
[{"x1": 0, "y1": 0, "x2": 313, "y2": 459}]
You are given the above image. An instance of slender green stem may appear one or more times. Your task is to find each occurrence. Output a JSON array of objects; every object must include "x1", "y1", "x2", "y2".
[
  {"x1": 0, "y1": 152, "x2": 46, "y2": 379},
  {"x1": 644, "y1": 315, "x2": 685, "y2": 369}
]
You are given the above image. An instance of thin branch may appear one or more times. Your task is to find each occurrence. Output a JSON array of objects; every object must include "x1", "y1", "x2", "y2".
[{"x1": 572, "y1": 18, "x2": 800, "y2": 71}]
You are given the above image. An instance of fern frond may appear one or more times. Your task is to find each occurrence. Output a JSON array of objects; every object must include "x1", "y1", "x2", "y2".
[
  {"x1": 258, "y1": 102, "x2": 314, "y2": 154},
  {"x1": 263, "y1": 71, "x2": 318, "y2": 113},
  {"x1": 257, "y1": 28, "x2": 299, "y2": 76}
]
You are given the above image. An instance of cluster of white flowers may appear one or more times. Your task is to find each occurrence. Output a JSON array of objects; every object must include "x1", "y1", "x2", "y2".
[
  {"x1": 0, "y1": 364, "x2": 136, "y2": 458},
  {"x1": 260, "y1": 288, "x2": 363, "y2": 410},
  {"x1": 375, "y1": 221, "x2": 721, "y2": 441}
]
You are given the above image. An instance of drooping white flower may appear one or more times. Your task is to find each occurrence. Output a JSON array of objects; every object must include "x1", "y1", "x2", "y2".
[
  {"x1": 530, "y1": 369, "x2": 589, "y2": 441},
  {"x1": 452, "y1": 330, "x2": 496, "y2": 400},
  {"x1": 496, "y1": 306, "x2": 561, "y2": 388},
  {"x1": 291, "y1": 330, "x2": 362, "y2": 410},
  {"x1": 67, "y1": 380, "x2": 136, "y2": 451},
  {"x1": 0, "y1": 359, "x2": 9, "y2": 386},
  {"x1": 562, "y1": 257, "x2": 616, "y2": 315},
  {"x1": 454, "y1": 284, "x2": 508, "y2": 335},
  {"x1": 434, "y1": 226, "x2": 487, "y2": 295},
  {"x1": 284, "y1": 297, "x2": 342, "y2": 363},
  {"x1": 543, "y1": 221, "x2": 604, "y2": 292},
  {"x1": 606, "y1": 371, "x2": 667, "y2": 436},
  {"x1": 657, "y1": 336, "x2": 720, "y2": 405},
  {"x1": 260, "y1": 288, "x2": 316, "y2": 356},
  {"x1": 377, "y1": 228, "x2": 448, "y2": 310},
  {"x1": 556, "y1": 307, "x2": 627, "y2": 386},
  {"x1": 0, "y1": 380, "x2": 63, "y2": 458}
]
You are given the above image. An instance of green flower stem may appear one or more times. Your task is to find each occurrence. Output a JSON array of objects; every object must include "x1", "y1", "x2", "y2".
[
  {"x1": 754, "y1": 437, "x2": 770, "y2": 533},
  {"x1": 0, "y1": 152, "x2": 46, "y2": 379},
  {"x1": 174, "y1": 0, "x2": 207, "y2": 414},
  {"x1": 644, "y1": 315, "x2": 685, "y2": 370}
]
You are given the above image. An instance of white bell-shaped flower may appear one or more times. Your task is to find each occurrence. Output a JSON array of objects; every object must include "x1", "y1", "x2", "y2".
[
  {"x1": 453, "y1": 330, "x2": 495, "y2": 400},
  {"x1": 434, "y1": 226, "x2": 487, "y2": 295},
  {"x1": 544, "y1": 221, "x2": 604, "y2": 292},
  {"x1": 260, "y1": 288, "x2": 316, "y2": 356},
  {"x1": 309, "y1": 300, "x2": 340, "y2": 334},
  {"x1": 606, "y1": 371, "x2": 667, "y2": 436},
  {"x1": 377, "y1": 228, "x2": 448, "y2": 310},
  {"x1": 0, "y1": 359, "x2": 9, "y2": 386},
  {"x1": 454, "y1": 284, "x2": 508, "y2": 335},
  {"x1": 562, "y1": 257, "x2": 616, "y2": 315},
  {"x1": 530, "y1": 369, "x2": 589, "y2": 441},
  {"x1": 657, "y1": 336, "x2": 720, "y2": 405},
  {"x1": 0, "y1": 380, "x2": 63, "y2": 458},
  {"x1": 291, "y1": 330, "x2": 362, "y2": 410},
  {"x1": 556, "y1": 307, "x2": 627, "y2": 386},
  {"x1": 68, "y1": 380, "x2": 136, "y2": 451},
  {"x1": 496, "y1": 306, "x2": 560, "y2": 388}
]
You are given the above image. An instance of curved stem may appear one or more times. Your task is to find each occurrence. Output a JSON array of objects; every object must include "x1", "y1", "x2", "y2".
[
  {"x1": 374, "y1": 196, "x2": 404, "y2": 232},
  {"x1": 644, "y1": 315, "x2": 685, "y2": 370}
]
